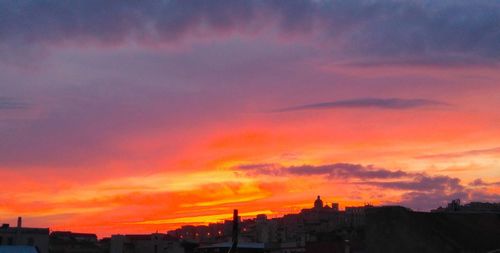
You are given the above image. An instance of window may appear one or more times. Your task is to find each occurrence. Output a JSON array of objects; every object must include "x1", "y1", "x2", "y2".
[
  {"x1": 0, "y1": 236, "x2": 3, "y2": 245},
  {"x1": 7, "y1": 237, "x2": 13, "y2": 245},
  {"x1": 28, "y1": 237, "x2": 35, "y2": 246}
]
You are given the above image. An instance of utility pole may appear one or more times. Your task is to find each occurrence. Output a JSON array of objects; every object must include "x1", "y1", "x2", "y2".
[{"x1": 228, "y1": 209, "x2": 239, "y2": 253}]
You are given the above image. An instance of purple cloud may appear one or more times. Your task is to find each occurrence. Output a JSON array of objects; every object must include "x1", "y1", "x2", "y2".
[
  {"x1": 416, "y1": 147, "x2": 500, "y2": 160},
  {"x1": 1, "y1": 0, "x2": 500, "y2": 65},
  {"x1": 235, "y1": 162, "x2": 499, "y2": 210},
  {"x1": 274, "y1": 98, "x2": 447, "y2": 112},
  {"x1": 469, "y1": 178, "x2": 500, "y2": 187},
  {"x1": 0, "y1": 97, "x2": 29, "y2": 110},
  {"x1": 240, "y1": 162, "x2": 462, "y2": 192},
  {"x1": 237, "y1": 162, "x2": 409, "y2": 179},
  {"x1": 367, "y1": 175, "x2": 464, "y2": 192},
  {"x1": 397, "y1": 191, "x2": 469, "y2": 211},
  {"x1": 287, "y1": 163, "x2": 409, "y2": 179}
]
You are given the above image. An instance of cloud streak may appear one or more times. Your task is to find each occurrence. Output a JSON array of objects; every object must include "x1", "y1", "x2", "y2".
[
  {"x1": 0, "y1": 97, "x2": 29, "y2": 110},
  {"x1": 416, "y1": 147, "x2": 500, "y2": 159},
  {"x1": 469, "y1": 178, "x2": 500, "y2": 187},
  {"x1": 286, "y1": 163, "x2": 409, "y2": 179},
  {"x1": 1, "y1": 0, "x2": 500, "y2": 65},
  {"x1": 367, "y1": 175, "x2": 463, "y2": 192},
  {"x1": 274, "y1": 98, "x2": 447, "y2": 112}
]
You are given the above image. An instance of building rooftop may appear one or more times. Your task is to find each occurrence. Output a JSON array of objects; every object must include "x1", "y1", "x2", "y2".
[
  {"x1": 0, "y1": 225, "x2": 49, "y2": 235},
  {"x1": 50, "y1": 231, "x2": 97, "y2": 237}
]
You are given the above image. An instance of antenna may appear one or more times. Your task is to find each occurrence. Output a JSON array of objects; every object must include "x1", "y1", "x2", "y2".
[{"x1": 228, "y1": 209, "x2": 239, "y2": 253}]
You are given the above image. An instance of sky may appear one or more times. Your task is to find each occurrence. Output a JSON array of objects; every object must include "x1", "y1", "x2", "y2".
[{"x1": 1, "y1": 0, "x2": 500, "y2": 237}]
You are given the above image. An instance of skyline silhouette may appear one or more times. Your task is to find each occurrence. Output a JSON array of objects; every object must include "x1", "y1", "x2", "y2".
[
  {"x1": 2, "y1": 196, "x2": 500, "y2": 253},
  {"x1": 1, "y1": 0, "x2": 500, "y2": 244}
]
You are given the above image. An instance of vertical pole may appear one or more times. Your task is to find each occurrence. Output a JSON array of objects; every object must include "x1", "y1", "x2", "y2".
[
  {"x1": 228, "y1": 209, "x2": 239, "y2": 253},
  {"x1": 15, "y1": 217, "x2": 22, "y2": 245}
]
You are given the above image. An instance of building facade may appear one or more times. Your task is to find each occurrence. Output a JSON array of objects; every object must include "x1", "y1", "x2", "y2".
[
  {"x1": 0, "y1": 218, "x2": 49, "y2": 253},
  {"x1": 166, "y1": 196, "x2": 372, "y2": 252},
  {"x1": 49, "y1": 231, "x2": 103, "y2": 253}
]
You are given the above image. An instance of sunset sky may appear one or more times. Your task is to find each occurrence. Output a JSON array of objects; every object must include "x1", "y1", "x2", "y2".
[{"x1": 1, "y1": 0, "x2": 500, "y2": 237}]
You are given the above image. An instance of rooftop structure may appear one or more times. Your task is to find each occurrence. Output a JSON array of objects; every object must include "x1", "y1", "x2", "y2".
[
  {"x1": 431, "y1": 199, "x2": 500, "y2": 213},
  {"x1": 0, "y1": 218, "x2": 49, "y2": 253}
]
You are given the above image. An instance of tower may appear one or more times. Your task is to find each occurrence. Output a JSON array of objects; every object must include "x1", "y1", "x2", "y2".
[{"x1": 314, "y1": 195, "x2": 323, "y2": 209}]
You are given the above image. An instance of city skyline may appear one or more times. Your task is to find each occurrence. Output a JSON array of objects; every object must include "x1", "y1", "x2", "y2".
[
  {"x1": 3, "y1": 196, "x2": 499, "y2": 253},
  {"x1": 1, "y1": 0, "x2": 500, "y2": 238}
]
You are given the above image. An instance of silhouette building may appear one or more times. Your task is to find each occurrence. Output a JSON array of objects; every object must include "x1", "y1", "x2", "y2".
[
  {"x1": 167, "y1": 195, "x2": 371, "y2": 252},
  {"x1": 314, "y1": 196, "x2": 323, "y2": 209},
  {"x1": 110, "y1": 233, "x2": 184, "y2": 253},
  {"x1": 49, "y1": 231, "x2": 102, "y2": 253},
  {"x1": 432, "y1": 199, "x2": 500, "y2": 213},
  {"x1": 0, "y1": 217, "x2": 49, "y2": 253}
]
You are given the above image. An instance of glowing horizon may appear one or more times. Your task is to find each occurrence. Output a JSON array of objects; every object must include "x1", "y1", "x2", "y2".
[{"x1": 1, "y1": 0, "x2": 500, "y2": 238}]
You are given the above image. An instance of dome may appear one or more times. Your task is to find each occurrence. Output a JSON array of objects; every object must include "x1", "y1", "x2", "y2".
[{"x1": 314, "y1": 195, "x2": 323, "y2": 209}]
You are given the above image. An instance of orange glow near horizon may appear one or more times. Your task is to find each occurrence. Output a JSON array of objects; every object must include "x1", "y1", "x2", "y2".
[
  {"x1": 2, "y1": 2, "x2": 500, "y2": 238},
  {"x1": 2, "y1": 116, "x2": 500, "y2": 237},
  {"x1": 3, "y1": 107, "x2": 500, "y2": 237}
]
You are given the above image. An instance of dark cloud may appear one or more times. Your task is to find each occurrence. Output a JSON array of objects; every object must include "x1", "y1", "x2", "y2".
[
  {"x1": 0, "y1": 97, "x2": 29, "y2": 110},
  {"x1": 240, "y1": 162, "x2": 461, "y2": 192},
  {"x1": 416, "y1": 147, "x2": 500, "y2": 160},
  {"x1": 367, "y1": 175, "x2": 464, "y2": 192},
  {"x1": 237, "y1": 163, "x2": 277, "y2": 170},
  {"x1": 235, "y1": 162, "x2": 498, "y2": 210},
  {"x1": 469, "y1": 178, "x2": 500, "y2": 187},
  {"x1": 1, "y1": 0, "x2": 500, "y2": 65},
  {"x1": 274, "y1": 98, "x2": 447, "y2": 112},
  {"x1": 397, "y1": 191, "x2": 469, "y2": 211},
  {"x1": 287, "y1": 163, "x2": 409, "y2": 179},
  {"x1": 236, "y1": 162, "x2": 409, "y2": 179},
  {"x1": 468, "y1": 191, "x2": 500, "y2": 202},
  {"x1": 236, "y1": 163, "x2": 282, "y2": 176}
]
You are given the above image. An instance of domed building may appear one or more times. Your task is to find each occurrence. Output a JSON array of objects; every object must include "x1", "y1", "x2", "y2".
[
  {"x1": 314, "y1": 195, "x2": 324, "y2": 209},
  {"x1": 301, "y1": 195, "x2": 339, "y2": 213}
]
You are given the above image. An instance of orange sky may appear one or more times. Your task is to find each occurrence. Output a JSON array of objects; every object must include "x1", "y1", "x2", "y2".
[
  {"x1": 1, "y1": 0, "x2": 500, "y2": 238},
  {"x1": 2, "y1": 101, "x2": 500, "y2": 237}
]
